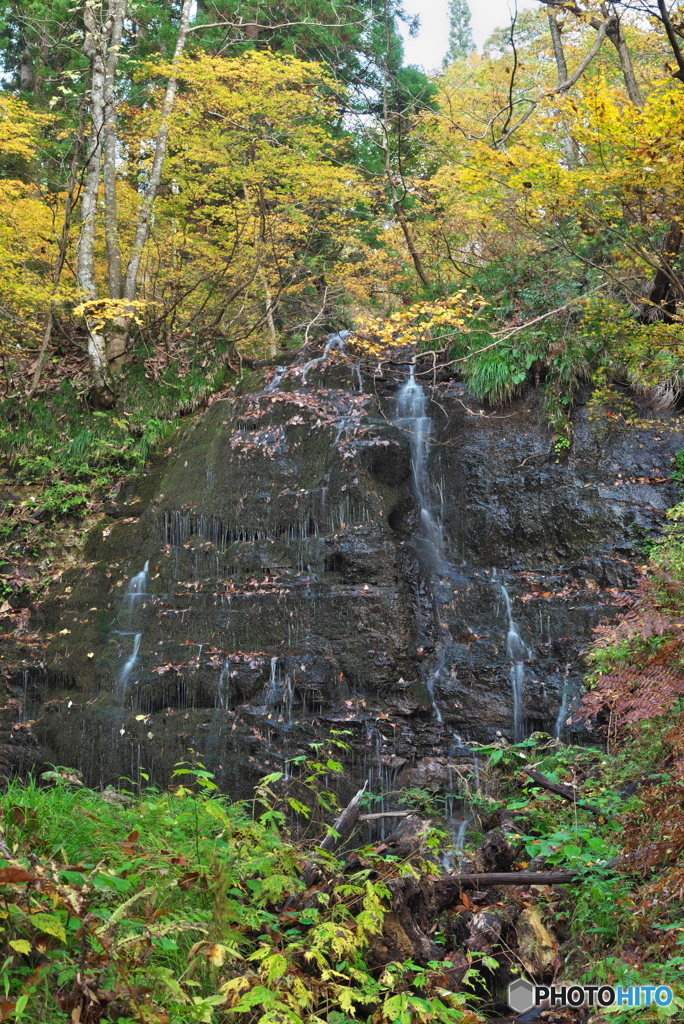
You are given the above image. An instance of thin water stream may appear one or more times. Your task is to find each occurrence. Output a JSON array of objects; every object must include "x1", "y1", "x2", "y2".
[
  {"x1": 496, "y1": 576, "x2": 530, "y2": 743},
  {"x1": 119, "y1": 560, "x2": 149, "y2": 696}
]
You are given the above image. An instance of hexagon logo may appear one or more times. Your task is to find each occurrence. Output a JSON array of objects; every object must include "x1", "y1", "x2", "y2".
[{"x1": 508, "y1": 978, "x2": 536, "y2": 1014}]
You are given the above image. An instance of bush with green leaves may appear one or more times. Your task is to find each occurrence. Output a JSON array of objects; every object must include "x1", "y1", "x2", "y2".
[{"x1": 0, "y1": 745, "x2": 482, "y2": 1024}]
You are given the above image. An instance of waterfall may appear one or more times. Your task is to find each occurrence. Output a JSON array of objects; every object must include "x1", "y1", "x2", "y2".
[
  {"x1": 266, "y1": 657, "x2": 294, "y2": 725},
  {"x1": 21, "y1": 669, "x2": 29, "y2": 720},
  {"x1": 119, "y1": 632, "x2": 142, "y2": 694},
  {"x1": 497, "y1": 579, "x2": 530, "y2": 742},
  {"x1": 217, "y1": 660, "x2": 231, "y2": 709},
  {"x1": 425, "y1": 658, "x2": 444, "y2": 724},
  {"x1": 126, "y1": 560, "x2": 149, "y2": 603},
  {"x1": 264, "y1": 366, "x2": 287, "y2": 393},
  {"x1": 118, "y1": 560, "x2": 150, "y2": 699},
  {"x1": 454, "y1": 815, "x2": 470, "y2": 862},
  {"x1": 395, "y1": 365, "x2": 449, "y2": 724},
  {"x1": 554, "y1": 665, "x2": 573, "y2": 740},
  {"x1": 441, "y1": 814, "x2": 471, "y2": 872},
  {"x1": 298, "y1": 330, "x2": 350, "y2": 382},
  {"x1": 472, "y1": 752, "x2": 481, "y2": 792},
  {"x1": 396, "y1": 366, "x2": 443, "y2": 558}
]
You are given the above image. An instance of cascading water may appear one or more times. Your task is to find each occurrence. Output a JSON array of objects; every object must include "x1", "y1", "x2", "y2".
[
  {"x1": 20, "y1": 295, "x2": 681, "y2": 824},
  {"x1": 119, "y1": 633, "x2": 142, "y2": 695},
  {"x1": 217, "y1": 660, "x2": 231, "y2": 710},
  {"x1": 425, "y1": 657, "x2": 445, "y2": 724},
  {"x1": 266, "y1": 657, "x2": 294, "y2": 725},
  {"x1": 297, "y1": 330, "x2": 350, "y2": 383},
  {"x1": 497, "y1": 579, "x2": 530, "y2": 743},
  {"x1": 126, "y1": 560, "x2": 149, "y2": 606},
  {"x1": 396, "y1": 366, "x2": 443, "y2": 559},
  {"x1": 264, "y1": 366, "x2": 287, "y2": 393},
  {"x1": 118, "y1": 560, "x2": 149, "y2": 698},
  {"x1": 554, "y1": 665, "x2": 574, "y2": 740},
  {"x1": 395, "y1": 365, "x2": 451, "y2": 725}
]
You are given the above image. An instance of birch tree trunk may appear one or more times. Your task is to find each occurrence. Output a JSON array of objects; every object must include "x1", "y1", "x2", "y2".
[
  {"x1": 103, "y1": 0, "x2": 193, "y2": 363},
  {"x1": 103, "y1": 0, "x2": 125, "y2": 302},
  {"x1": 77, "y1": 0, "x2": 116, "y2": 407},
  {"x1": 102, "y1": 0, "x2": 128, "y2": 371}
]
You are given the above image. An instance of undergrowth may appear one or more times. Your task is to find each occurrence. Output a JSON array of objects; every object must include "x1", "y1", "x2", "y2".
[
  {"x1": 467, "y1": 734, "x2": 684, "y2": 1022},
  {"x1": 0, "y1": 747, "x2": 482, "y2": 1024}
]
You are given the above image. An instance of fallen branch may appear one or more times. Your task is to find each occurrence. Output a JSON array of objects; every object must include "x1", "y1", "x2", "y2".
[
  {"x1": 523, "y1": 767, "x2": 603, "y2": 815},
  {"x1": 358, "y1": 811, "x2": 409, "y2": 821},
  {"x1": 303, "y1": 783, "x2": 367, "y2": 886},
  {"x1": 437, "y1": 869, "x2": 582, "y2": 893},
  {"x1": 319, "y1": 783, "x2": 368, "y2": 852}
]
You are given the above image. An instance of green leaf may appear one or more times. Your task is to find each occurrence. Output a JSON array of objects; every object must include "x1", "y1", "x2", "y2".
[
  {"x1": 288, "y1": 799, "x2": 311, "y2": 816},
  {"x1": 260, "y1": 772, "x2": 284, "y2": 786},
  {"x1": 29, "y1": 912, "x2": 67, "y2": 943},
  {"x1": 234, "y1": 984, "x2": 280, "y2": 1011}
]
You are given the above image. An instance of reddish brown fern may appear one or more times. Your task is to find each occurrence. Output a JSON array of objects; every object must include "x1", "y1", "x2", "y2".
[{"x1": 580, "y1": 573, "x2": 684, "y2": 751}]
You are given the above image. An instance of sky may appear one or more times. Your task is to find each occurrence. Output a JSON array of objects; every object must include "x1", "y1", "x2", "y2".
[{"x1": 400, "y1": 0, "x2": 537, "y2": 71}]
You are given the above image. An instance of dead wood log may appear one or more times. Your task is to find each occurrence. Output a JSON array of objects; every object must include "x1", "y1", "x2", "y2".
[
  {"x1": 358, "y1": 811, "x2": 409, "y2": 821},
  {"x1": 303, "y1": 782, "x2": 367, "y2": 886},
  {"x1": 319, "y1": 782, "x2": 368, "y2": 852},
  {"x1": 522, "y1": 767, "x2": 603, "y2": 815},
  {"x1": 434, "y1": 870, "x2": 582, "y2": 906},
  {"x1": 383, "y1": 814, "x2": 433, "y2": 859}
]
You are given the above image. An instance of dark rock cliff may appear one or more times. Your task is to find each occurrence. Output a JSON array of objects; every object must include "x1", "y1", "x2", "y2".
[{"x1": 7, "y1": 341, "x2": 683, "y2": 798}]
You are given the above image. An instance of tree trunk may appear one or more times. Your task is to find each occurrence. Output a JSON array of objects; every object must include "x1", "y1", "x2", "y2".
[
  {"x1": 28, "y1": 109, "x2": 87, "y2": 400},
  {"x1": 523, "y1": 767, "x2": 603, "y2": 814},
  {"x1": 547, "y1": 13, "x2": 579, "y2": 168},
  {"x1": 103, "y1": 0, "x2": 125, "y2": 305},
  {"x1": 118, "y1": 0, "x2": 193, "y2": 341},
  {"x1": 102, "y1": 0, "x2": 128, "y2": 373},
  {"x1": 303, "y1": 784, "x2": 367, "y2": 887},
  {"x1": 258, "y1": 270, "x2": 278, "y2": 357},
  {"x1": 644, "y1": 220, "x2": 684, "y2": 322},
  {"x1": 656, "y1": 0, "x2": 684, "y2": 82},
  {"x1": 381, "y1": 65, "x2": 431, "y2": 291},
  {"x1": 601, "y1": 4, "x2": 643, "y2": 106},
  {"x1": 547, "y1": 12, "x2": 568, "y2": 82},
  {"x1": 77, "y1": 2, "x2": 116, "y2": 408},
  {"x1": 541, "y1": 3, "x2": 643, "y2": 106}
]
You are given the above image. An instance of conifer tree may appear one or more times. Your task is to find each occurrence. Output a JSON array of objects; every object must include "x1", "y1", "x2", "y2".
[{"x1": 445, "y1": 0, "x2": 473, "y2": 63}]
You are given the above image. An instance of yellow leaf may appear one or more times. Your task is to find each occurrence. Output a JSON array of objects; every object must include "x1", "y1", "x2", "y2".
[
  {"x1": 10, "y1": 940, "x2": 31, "y2": 955},
  {"x1": 207, "y1": 943, "x2": 226, "y2": 967}
]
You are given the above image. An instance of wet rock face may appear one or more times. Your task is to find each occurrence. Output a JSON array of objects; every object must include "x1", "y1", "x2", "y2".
[{"x1": 10, "y1": 345, "x2": 684, "y2": 797}]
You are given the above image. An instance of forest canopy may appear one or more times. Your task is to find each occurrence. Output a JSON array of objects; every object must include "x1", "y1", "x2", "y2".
[{"x1": 1, "y1": 1, "x2": 684, "y2": 428}]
